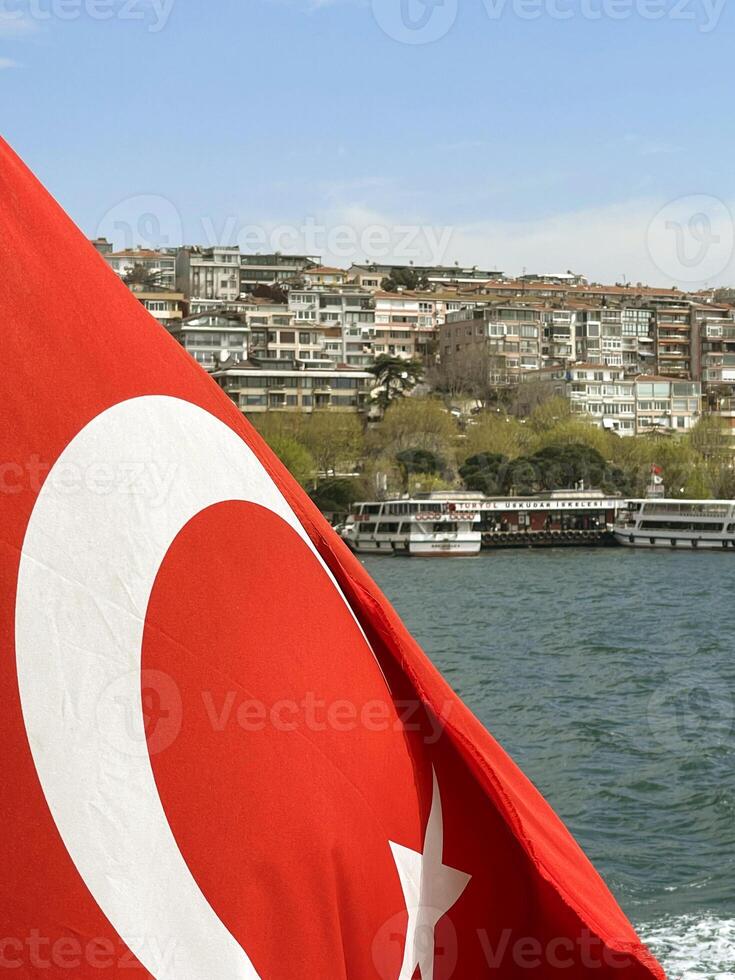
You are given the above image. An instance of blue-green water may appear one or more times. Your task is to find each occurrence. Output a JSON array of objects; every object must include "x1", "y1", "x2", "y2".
[{"x1": 363, "y1": 550, "x2": 735, "y2": 979}]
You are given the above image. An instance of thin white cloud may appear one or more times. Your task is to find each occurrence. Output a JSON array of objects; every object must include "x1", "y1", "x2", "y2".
[
  {"x1": 238, "y1": 196, "x2": 735, "y2": 289},
  {"x1": 639, "y1": 141, "x2": 682, "y2": 157},
  {"x1": 0, "y1": 56, "x2": 19, "y2": 68}
]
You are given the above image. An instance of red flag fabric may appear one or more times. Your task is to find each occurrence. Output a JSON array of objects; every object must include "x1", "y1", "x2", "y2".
[{"x1": 0, "y1": 138, "x2": 664, "y2": 979}]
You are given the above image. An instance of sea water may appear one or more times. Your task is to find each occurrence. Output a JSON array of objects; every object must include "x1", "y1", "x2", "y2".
[{"x1": 364, "y1": 549, "x2": 735, "y2": 978}]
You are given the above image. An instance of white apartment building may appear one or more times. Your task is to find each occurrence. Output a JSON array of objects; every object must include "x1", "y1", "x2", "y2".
[
  {"x1": 167, "y1": 313, "x2": 250, "y2": 370},
  {"x1": 289, "y1": 288, "x2": 376, "y2": 367},
  {"x1": 302, "y1": 266, "x2": 347, "y2": 286},
  {"x1": 246, "y1": 306, "x2": 326, "y2": 363},
  {"x1": 567, "y1": 364, "x2": 636, "y2": 434},
  {"x1": 176, "y1": 246, "x2": 241, "y2": 303},
  {"x1": 543, "y1": 309, "x2": 577, "y2": 363},
  {"x1": 373, "y1": 292, "x2": 439, "y2": 360},
  {"x1": 568, "y1": 366, "x2": 701, "y2": 435},
  {"x1": 699, "y1": 317, "x2": 735, "y2": 386},
  {"x1": 213, "y1": 359, "x2": 373, "y2": 414},
  {"x1": 573, "y1": 309, "x2": 623, "y2": 367},
  {"x1": 239, "y1": 253, "x2": 320, "y2": 291},
  {"x1": 128, "y1": 284, "x2": 186, "y2": 327},
  {"x1": 635, "y1": 376, "x2": 701, "y2": 433},
  {"x1": 104, "y1": 248, "x2": 177, "y2": 289}
]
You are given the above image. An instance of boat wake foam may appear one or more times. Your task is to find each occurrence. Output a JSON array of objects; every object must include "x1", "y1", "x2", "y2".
[{"x1": 638, "y1": 914, "x2": 735, "y2": 978}]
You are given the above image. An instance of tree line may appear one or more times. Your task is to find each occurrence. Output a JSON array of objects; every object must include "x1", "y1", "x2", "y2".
[{"x1": 251, "y1": 390, "x2": 735, "y2": 516}]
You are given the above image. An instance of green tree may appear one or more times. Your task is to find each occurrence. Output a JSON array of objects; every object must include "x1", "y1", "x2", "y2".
[
  {"x1": 124, "y1": 264, "x2": 166, "y2": 289},
  {"x1": 528, "y1": 396, "x2": 574, "y2": 433},
  {"x1": 395, "y1": 448, "x2": 443, "y2": 492},
  {"x1": 380, "y1": 268, "x2": 429, "y2": 292},
  {"x1": 309, "y1": 477, "x2": 362, "y2": 516},
  {"x1": 369, "y1": 397, "x2": 458, "y2": 457},
  {"x1": 459, "y1": 452, "x2": 508, "y2": 495},
  {"x1": 459, "y1": 413, "x2": 534, "y2": 463},
  {"x1": 300, "y1": 412, "x2": 364, "y2": 476},
  {"x1": 266, "y1": 435, "x2": 316, "y2": 488},
  {"x1": 368, "y1": 355, "x2": 424, "y2": 411}
]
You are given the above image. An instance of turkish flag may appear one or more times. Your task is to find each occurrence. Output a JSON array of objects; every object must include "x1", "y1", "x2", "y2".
[{"x1": 0, "y1": 137, "x2": 664, "y2": 979}]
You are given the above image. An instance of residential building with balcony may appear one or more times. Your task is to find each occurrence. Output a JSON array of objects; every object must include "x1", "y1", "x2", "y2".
[
  {"x1": 176, "y1": 246, "x2": 241, "y2": 302},
  {"x1": 543, "y1": 308, "x2": 577, "y2": 364},
  {"x1": 239, "y1": 253, "x2": 320, "y2": 291},
  {"x1": 567, "y1": 363, "x2": 636, "y2": 434},
  {"x1": 441, "y1": 305, "x2": 543, "y2": 385},
  {"x1": 699, "y1": 315, "x2": 735, "y2": 389},
  {"x1": 128, "y1": 283, "x2": 186, "y2": 327},
  {"x1": 104, "y1": 248, "x2": 177, "y2": 289},
  {"x1": 289, "y1": 287, "x2": 376, "y2": 367},
  {"x1": 519, "y1": 271, "x2": 587, "y2": 286},
  {"x1": 347, "y1": 263, "x2": 504, "y2": 290},
  {"x1": 574, "y1": 307, "x2": 654, "y2": 372},
  {"x1": 167, "y1": 313, "x2": 250, "y2": 370},
  {"x1": 302, "y1": 266, "x2": 347, "y2": 286},
  {"x1": 189, "y1": 296, "x2": 253, "y2": 316},
  {"x1": 373, "y1": 291, "x2": 440, "y2": 361},
  {"x1": 621, "y1": 307, "x2": 656, "y2": 374},
  {"x1": 634, "y1": 376, "x2": 701, "y2": 433},
  {"x1": 213, "y1": 358, "x2": 374, "y2": 414},
  {"x1": 348, "y1": 266, "x2": 385, "y2": 290},
  {"x1": 654, "y1": 307, "x2": 693, "y2": 379}
]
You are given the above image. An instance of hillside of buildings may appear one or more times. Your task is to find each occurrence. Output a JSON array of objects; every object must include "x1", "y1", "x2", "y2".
[{"x1": 93, "y1": 241, "x2": 735, "y2": 502}]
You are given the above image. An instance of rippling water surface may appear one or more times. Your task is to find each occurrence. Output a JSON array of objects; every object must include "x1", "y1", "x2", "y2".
[{"x1": 363, "y1": 550, "x2": 735, "y2": 979}]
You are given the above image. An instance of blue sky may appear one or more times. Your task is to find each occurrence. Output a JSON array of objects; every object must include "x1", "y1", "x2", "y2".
[{"x1": 2, "y1": 0, "x2": 734, "y2": 285}]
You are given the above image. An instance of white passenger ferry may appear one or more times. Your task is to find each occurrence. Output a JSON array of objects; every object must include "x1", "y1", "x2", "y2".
[
  {"x1": 343, "y1": 492, "x2": 483, "y2": 557},
  {"x1": 613, "y1": 499, "x2": 735, "y2": 549}
]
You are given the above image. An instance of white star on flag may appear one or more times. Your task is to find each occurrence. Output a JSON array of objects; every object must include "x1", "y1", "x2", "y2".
[{"x1": 390, "y1": 770, "x2": 471, "y2": 980}]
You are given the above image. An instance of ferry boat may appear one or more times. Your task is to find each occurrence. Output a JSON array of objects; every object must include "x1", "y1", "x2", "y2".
[
  {"x1": 477, "y1": 490, "x2": 620, "y2": 548},
  {"x1": 342, "y1": 492, "x2": 482, "y2": 557},
  {"x1": 613, "y1": 499, "x2": 735, "y2": 549}
]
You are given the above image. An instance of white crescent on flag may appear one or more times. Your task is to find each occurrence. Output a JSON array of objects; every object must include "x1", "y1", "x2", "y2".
[{"x1": 15, "y1": 395, "x2": 370, "y2": 979}]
